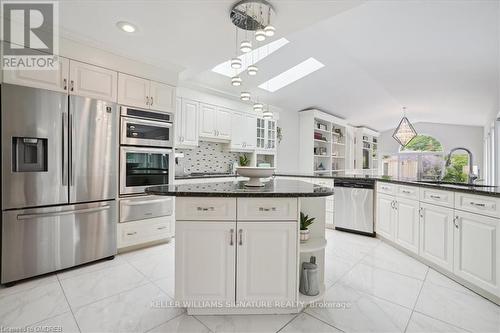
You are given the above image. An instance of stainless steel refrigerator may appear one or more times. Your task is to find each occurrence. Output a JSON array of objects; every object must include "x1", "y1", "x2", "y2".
[{"x1": 1, "y1": 83, "x2": 118, "y2": 284}]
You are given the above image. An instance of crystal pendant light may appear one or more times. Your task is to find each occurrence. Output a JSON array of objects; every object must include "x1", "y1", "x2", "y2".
[
  {"x1": 240, "y1": 40, "x2": 252, "y2": 53},
  {"x1": 247, "y1": 65, "x2": 258, "y2": 76},
  {"x1": 264, "y1": 25, "x2": 275, "y2": 36},
  {"x1": 230, "y1": 57, "x2": 242, "y2": 69},
  {"x1": 231, "y1": 76, "x2": 242, "y2": 86},
  {"x1": 253, "y1": 102, "x2": 264, "y2": 112},
  {"x1": 255, "y1": 29, "x2": 266, "y2": 41},
  {"x1": 392, "y1": 107, "x2": 417, "y2": 146},
  {"x1": 240, "y1": 92, "x2": 251, "y2": 101}
]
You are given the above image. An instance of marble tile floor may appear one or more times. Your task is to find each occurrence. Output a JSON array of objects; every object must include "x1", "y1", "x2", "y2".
[{"x1": 0, "y1": 230, "x2": 498, "y2": 333}]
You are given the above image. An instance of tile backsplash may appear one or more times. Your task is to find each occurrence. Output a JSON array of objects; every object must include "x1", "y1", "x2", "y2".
[{"x1": 176, "y1": 141, "x2": 240, "y2": 174}]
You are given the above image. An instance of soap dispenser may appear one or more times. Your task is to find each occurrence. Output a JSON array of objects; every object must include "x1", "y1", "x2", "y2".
[{"x1": 299, "y1": 256, "x2": 320, "y2": 296}]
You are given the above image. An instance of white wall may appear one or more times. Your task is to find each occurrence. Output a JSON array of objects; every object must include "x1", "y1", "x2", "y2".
[
  {"x1": 276, "y1": 110, "x2": 300, "y2": 173},
  {"x1": 379, "y1": 122, "x2": 484, "y2": 176}
]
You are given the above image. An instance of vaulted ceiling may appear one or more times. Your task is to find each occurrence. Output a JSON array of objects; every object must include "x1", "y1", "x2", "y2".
[{"x1": 58, "y1": 0, "x2": 499, "y2": 130}]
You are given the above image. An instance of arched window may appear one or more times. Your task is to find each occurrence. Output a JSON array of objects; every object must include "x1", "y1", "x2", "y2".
[{"x1": 399, "y1": 135, "x2": 443, "y2": 152}]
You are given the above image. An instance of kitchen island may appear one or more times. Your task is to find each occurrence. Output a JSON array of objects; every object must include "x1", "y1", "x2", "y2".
[{"x1": 146, "y1": 179, "x2": 334, "y2": 314}]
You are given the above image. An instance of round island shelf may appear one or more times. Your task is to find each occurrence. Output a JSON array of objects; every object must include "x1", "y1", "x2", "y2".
[
  {"x1": 300, "y1": 238, "x2": 327, "y2": 253},
  {"x1": 299, "y1": 285, "x2": 326, "y2": 305}
]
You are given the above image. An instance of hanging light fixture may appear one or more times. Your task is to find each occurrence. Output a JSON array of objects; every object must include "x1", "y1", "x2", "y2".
[
  {"x1": 230, "y1": 58, "x2": 242, "y2": 69},
  {"x1": 255, "y1": 29, "x2": 266, "y2": 41},
  {"x1": 392, "y1": 107, "x2": 417, "y2": 146},
  {"x1": 240, "y1": 91, "x2": 251, "y2": 101},
  {"x1": 231, "y1": 76, "x2": 242, "y2": 86},
  {"x1": 247, "y1": 65, "x2": 258, "y2": 76},
  {"x1": 264, "y1": 6, "x2": 275, "y2": 36},
  {"x1": 240, "y1": 40, "x2": 252, "y2": 53},
  {"x1": 262, "y1": 108, "x2": 273, "y2": 119},
  {"x1": 253, "y1": 102, "x2": 264, "y2": 111}
]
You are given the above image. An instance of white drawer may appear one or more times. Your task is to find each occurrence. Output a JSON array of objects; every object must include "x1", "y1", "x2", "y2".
[
  {"x1": 377, "y1": 182, "x2": 396, "y2": 195},
  {"x1": 119, "y1": 196, "x2": 173, "y2": 223},
  {"x1": 455, "y1": 193, "x2": 500, "y2": 218},
  {"x1": 419, "y1": 188, "x2": 454, "y2": 208},
  {"x1": 237, "y1": 198, "x2": 298, "y2": 221},
  {"x1": 117, "y1": 216, "x2": 173, "y2": 249},
  {"x1": 397, "y1": 185, "x2": 419, "y2": 200},
  {"x1": 176, "y1": 197, "x2": 236, "y2": 221}
]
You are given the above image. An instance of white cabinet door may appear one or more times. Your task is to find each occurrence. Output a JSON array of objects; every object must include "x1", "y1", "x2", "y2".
[
  {"x1": 3, "y1": 56, "x2": 69, "y2": 92},
  {"x1": 243, "y1": 113, "x2": 257, "y2": 149},
  {"x1": 419, "y1": 203, "x2": 454, "y2": 271},
  {"x1": 175, "y1": 97, "x2": 182, "y2": 146},
  {"x1": 216, "y1": 107, "x2": 232, "y2": 140},
  {"x1": 394, "y1": 197, "x2": 420, "y2": 254},
  {"x1": 230, "y1": 111, "x2": 245, "y2": 149},
  {"x1": 180, "y1": 99, "x2": 199, "y2": 147},
  {"x1": 199, "y1": 103, "x2": 217, "y2": 138},
  {"x1": 69, "y1": 60, "x2": 117, "y2": 102},
  {"x1": 236, "y1": 222, "x2": 297, "y2": 303},
  {"x1": 376, "y1": 193, "x2": 395, "y2": 241},
  {"x1": 117, "y1": 73, "x2": 149, "y2": 108},
  {"x1": 150, "y1": 81, "x2": 175, "y2": 112},
  {"x1": 175, "y1": 221, "x2": 236, "y2": 303},
  {"x1": 454, "y1": 211, "x2": 500, "y2": 296}
]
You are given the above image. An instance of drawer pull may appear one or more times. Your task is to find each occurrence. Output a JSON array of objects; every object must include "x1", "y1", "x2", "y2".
[
  {"x1": 197, "y1": 207, "x2": 215, "y2": 212},
  {"x1": 126, "y1": 232, "x2": 137, "y2": 236},
  {"x1": 401, "y1": 190, "x2": 412, "y2": 194},
  {"x1": 259, "y1": 207, "x2": 277, "y2": 212},
  {"x1": 381, "y1": 186, "x2": 390, "y2": 190},
  {"x1": 238, "y1": 229, "x2": 243, "y2": 246},
  {"x1": 469, "y1": 201, "x2": 487, "y2": 208},
  {"x1": 230, "y1": 229, "x2": 234, "y2": 246},
  {"x1": 430, "y1": 194, "x2": 442, "y2": 200},
  {"x1": 157, "y1": 226, "x2": 167, "y2": 230}
]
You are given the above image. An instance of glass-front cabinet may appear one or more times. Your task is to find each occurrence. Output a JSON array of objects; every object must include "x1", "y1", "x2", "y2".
[{"x1": 256, "y1": 118, "x2": 276, "y2": 152}]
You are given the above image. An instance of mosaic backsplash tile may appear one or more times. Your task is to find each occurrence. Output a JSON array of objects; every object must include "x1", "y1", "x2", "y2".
[{"x1": 176, "y1": 141, "x2": 240, "y2": 174}]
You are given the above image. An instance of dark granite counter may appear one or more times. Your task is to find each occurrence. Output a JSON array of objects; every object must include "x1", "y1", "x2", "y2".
[
  {"x1": 175, "y1": 173, "x2": 237, "y2": 180},
  {"x1": 147, "y1": 179, "x2": 334, "y2": 197}
]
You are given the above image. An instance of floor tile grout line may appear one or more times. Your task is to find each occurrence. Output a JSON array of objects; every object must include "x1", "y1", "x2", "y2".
[
  {"x1": 0, "y1": 275, "x2": 58, "y2": 300},
  {"x1": 55, "y1": 274, "x2": 82, "y2": 333},
  {"x1": 56, "y1": 258, "x2": 129, "y2": 282},
  {"x1": 300, "y1": 311, "x2": 346, "y2": 332},
  {"x1": 412, "y1": 309, "x2": 475, "y2": 333},
  {"x1": 403, "y1": 267, "x2": 429, "y2": 333},
  {"x1": 192, "y1": 315, "x2": 216, "y2": 333},
  {"x1": 357, "y1": 258, "x2": 429, "y2": 282},
  {"x1": 143, "y1": 312, "x2": 186, "y2": 333},
  {"x1": 274, "y1": 312, "x2": 301, "y2": 333}
]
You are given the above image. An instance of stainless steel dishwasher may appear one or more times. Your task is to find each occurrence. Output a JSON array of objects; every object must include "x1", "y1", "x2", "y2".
[{"x1": 334, "y1": 179, "x2": 375, "y2": 236}]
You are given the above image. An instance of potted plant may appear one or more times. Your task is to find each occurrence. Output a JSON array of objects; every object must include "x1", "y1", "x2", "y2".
[
  {"x1": 239, "y1": 154, "x2": 250, "y2": 167},
  {"x1": 300, "y1": 212, "x2": 315, "y2": 242}
]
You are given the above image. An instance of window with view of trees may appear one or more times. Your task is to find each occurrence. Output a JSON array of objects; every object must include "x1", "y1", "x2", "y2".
[{"x1": 382, "y1": 134, "x2": 469, "y2": 182}]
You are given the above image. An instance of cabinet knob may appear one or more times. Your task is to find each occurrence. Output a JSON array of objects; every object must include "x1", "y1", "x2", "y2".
[
  {"x1": 150, "y1": 96, "x2": 153, "y2": 106},
  {"x1": 63, "y1": 78, "x2": 67, "y2": 90},
  {"x1": 70, "y1": 80, "x2": 74, "y2": 92}
]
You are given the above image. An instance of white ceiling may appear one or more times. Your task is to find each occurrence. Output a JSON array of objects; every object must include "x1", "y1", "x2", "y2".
[{"x1": 57, "y1": 0, "x2": 499, "y2": 130}]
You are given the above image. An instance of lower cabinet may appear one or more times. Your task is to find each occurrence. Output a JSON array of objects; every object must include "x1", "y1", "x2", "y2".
[
  {"x1": 175, "y1": 209, "x2": 298, "y2": 305},
  {"x1": 376, "y1": 193, "x2": 396, "y2": 241},
  {"x1": 117, "y1": 216, "x2": 173, "y2": 249},
  {"x1": 454, "y1": 211, "x2": 500, "y2": 296},
  {"x1": 175, "y1": 221, "x2": 236, "y2": 303},
  {"x1": 394, "y1": 197, "x2": 419, "y2": 254},
  {"x1": 419, "y1": 203, "x2": 454, "y2": 271},
  {"x1": 236, "y1": 222, "x2": 297, "y2": 302}
]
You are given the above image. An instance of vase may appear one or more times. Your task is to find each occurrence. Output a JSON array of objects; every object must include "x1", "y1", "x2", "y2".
[{"x1": 300, "y1": 229, "x2": 310, "y2": 242}]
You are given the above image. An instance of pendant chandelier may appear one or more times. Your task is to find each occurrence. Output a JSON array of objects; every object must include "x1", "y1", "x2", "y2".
[
  {"x1": 229, "y1": 0, "x2": 275, "y2": 116},
  {"x1": 392, "y1": 107, "x2": 417, "y2": 146}
]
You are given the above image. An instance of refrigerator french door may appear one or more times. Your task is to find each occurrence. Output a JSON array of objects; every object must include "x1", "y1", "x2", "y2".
[{"x1": 1, "y1": 84, "x2": 118, "y2": 283}]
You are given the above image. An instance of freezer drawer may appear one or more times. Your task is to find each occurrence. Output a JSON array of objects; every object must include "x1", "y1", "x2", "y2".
[{"x1": 1, "y1": 201, "x2": 117, "y2": 283}]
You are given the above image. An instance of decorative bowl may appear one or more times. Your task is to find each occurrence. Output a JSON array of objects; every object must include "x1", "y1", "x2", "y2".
[{"x1": 236, "y1": 167, "x2": 275, "y2": 187}]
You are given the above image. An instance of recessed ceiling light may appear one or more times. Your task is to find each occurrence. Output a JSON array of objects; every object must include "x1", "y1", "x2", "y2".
[
  {"x1": 258, "y1": 58, "x2": 325, "y2": 92},
  {"x1": 212, "y1": 38, "x2": 289, "y2": 77},
  {"x1": 116, "y1": 21, "x2": 137, "y2": 33}
]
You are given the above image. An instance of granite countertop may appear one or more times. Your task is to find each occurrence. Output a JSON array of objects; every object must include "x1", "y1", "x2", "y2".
[
  {"x1": 146, "y1": 179, "x2": 334, "y2": 197},
  {"x1": 175, "y1": 173, "x2": 238, "y2": 180}
]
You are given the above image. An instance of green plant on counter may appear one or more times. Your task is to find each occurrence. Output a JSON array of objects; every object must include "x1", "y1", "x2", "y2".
[
  {"x1": 300, "y1": 212, "x2": 315, "y2": 231},
  {"x1": 239, "y1": 154, "x2": 250, "y2": 167},
  {"x1": 442, "y1": 154, "x2": 468, "y2": 183}
]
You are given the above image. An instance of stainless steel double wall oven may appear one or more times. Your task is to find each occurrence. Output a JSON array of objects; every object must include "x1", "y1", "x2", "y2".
[{"x1": 1, "y1": 84, "x2": 118, "y2": 284}]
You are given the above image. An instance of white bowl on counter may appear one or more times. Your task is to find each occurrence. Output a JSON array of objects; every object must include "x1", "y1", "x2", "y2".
[{"x1": 236, "y1": 167, "x2": 275, "y2": 187}]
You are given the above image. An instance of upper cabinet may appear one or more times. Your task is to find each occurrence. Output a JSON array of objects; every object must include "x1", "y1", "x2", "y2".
[
  {"x1": 4, "y1": 58, "x2": 118, "y2": 102},
  {"x1": 69, "y1": 60, "x2": 117, "y2": 102},
  {"x1": 118, "y1": 73, "x2": 175, "y2": 112},
  {"x1": 176, "y1": 97, "x2": 199, "y2": 148},
  {"x1": 230, "y1": 111, "x2": 256, "y2": 151},
  {"x1": 199, "y1": 103, "x2": 232, "y2": 141},
  {"x1": 256, "y1": 118, "x2": 276, "y2": 153}
]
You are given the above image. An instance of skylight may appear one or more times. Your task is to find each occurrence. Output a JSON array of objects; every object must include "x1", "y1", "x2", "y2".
[
  {"x1": 258, "y1": 58, "x2": 325, "y2": 92},
  {"x1": 211, "y1": 38, "x2": 289, "y2": 77}
]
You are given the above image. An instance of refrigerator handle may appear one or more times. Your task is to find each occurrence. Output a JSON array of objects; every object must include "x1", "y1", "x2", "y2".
[
  {"x1": 69, "y1": 112, "x2": 74, "y2": 186},
  {"x1": 62, "y1": 112, "x2": 68, "y2": 186},
  {"x1": 17, "y1": 205, "x2": 111, "y2": 220}
]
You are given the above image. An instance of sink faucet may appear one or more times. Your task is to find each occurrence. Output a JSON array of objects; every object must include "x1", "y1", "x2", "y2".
[{"x1": 444, "y1": 147, "x2": 478, "y2": 184}]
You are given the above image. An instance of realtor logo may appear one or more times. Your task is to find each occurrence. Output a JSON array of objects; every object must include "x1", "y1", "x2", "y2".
[{"x1": 1, "y1": 1, "x2": 59, "y2": 70}]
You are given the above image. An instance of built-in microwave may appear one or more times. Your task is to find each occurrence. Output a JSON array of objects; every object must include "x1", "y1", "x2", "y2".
[
  {"x1": 120, "y1": 106, "x2": 173, "y2": 147},
  {"x1": 120, "y1": 146, "x2": 174, "y2": 195}
]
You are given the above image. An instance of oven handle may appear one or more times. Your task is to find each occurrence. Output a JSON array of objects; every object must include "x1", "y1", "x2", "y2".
[
  {"x1": 121, "y1": 146, "x2": 173, "y2": 154},
  {"x1": 122, "y1": 116, "x2": 173, "y2": 128}
]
